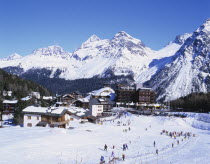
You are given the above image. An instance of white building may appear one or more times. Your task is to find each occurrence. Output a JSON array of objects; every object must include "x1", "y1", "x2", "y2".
[{"x1": 91, "y1": 105, "x2": 103, "y2": 117}]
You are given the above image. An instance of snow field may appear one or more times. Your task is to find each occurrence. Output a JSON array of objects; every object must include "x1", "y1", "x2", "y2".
[{"x1": 0, "y1": 114, "x2": 209, "y2": 164}]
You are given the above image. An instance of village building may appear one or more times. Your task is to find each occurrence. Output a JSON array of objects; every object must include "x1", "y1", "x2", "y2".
[
  {"x1": 115, "y1": 84, "x2": 136, "y2": 106},
  {"x1": 2, "y1": 100, "x2": 18, "y2": 114},
  {"x1": 55, "y1": 94, "x2": 76, "y2": 105},
  {"x1": 115, "y1": 84, "x2": 157, "y2": 109},
  {"x1": 73, "y1": 98, "x2": 89, "y2": 109},
  {"x1": 22, "y1": 106, "x2": 89, "y2": 128},
  {"x1": 89, "y1": 97, "x2": 114, "y2": 117},
  {"x1": 136, "y1": 87, "x2": 156, "y2": 104},
  {"x1": 69, "y1": 91, "x2": 83, "y2": 100},
  {"x1": 87, "y1": 86, "x2": 115, "y2": 117}
]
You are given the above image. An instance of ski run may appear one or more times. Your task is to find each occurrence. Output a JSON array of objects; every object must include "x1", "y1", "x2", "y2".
[{"x1": 0, "y1": 111, "x2": 209, "y2": 164}]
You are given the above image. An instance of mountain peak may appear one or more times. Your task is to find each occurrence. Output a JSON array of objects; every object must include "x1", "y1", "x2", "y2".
[
  {"x1": 1, "y1": 53, "x2": 22, "y2": 61},
  {"x1": 80, "y1": 35, "x2": 101, "y2": 49},
  {"x1": 173, "y1": 33, "x2": 192, "y2": 45},
  {"x1": 114, "y1": 31, "x2": 131, "y2": 38},
  {"x1": 86, "y1": 35, "x2": 100, "y2": 42},
  {"x1": 196, "y1": 18, "x2": 210, "y2": 33},
  {"x1": 32, "y1": 45, "x2": 67, "y2": 57}
]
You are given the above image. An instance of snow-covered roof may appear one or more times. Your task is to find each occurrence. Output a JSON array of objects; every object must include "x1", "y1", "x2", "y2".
[
  {"x1": 3, "y1": 100, "x2": 18, "y2": 104},
  {"x1": 22, "y1": 106, "x2": 48, "y2": 113},
  {"x1": 43, "y1": 96, "x2": 53, "y2": 100},
  {"x1": 77, "y1": 98, "x2": 89, "y2": 103},
  {"x1": 87, "y1": 87, "x2": 116, "y2": 100},
  {"x1": 89, "y1": 87, "x2": 115, "y2": 96},
  {"x1": 21, "y1": 96, "x2": 31, "y2": 101},
  {"x1": 22, "y1": 106, "x2": 89, "y2": 117},
  {"x1": 67, "y1": 107, "x2": 89, "y2": 117}
]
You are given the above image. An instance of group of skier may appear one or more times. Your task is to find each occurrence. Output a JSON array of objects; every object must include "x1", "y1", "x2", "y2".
[
  {"x1": 161, "y1": 130, "x2": 195, "y2": 140},
  {"x1": 101, "y1": 144, "x2": 127, "y2": 163}
]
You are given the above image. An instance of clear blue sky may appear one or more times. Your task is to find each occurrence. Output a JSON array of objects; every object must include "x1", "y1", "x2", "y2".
[{"x1": 0, "y1": 0, "x2": 209, "y2": 57}]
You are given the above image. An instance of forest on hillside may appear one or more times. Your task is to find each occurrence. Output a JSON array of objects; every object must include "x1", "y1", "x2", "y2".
[
  {"x1": 170, "y1": 92, "x2": 210, "y2": 113},
  {"x1": 0, "y1": 69, "x2": 51, "y2": 99}
]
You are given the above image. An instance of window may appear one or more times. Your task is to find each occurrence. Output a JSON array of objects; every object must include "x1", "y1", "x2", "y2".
[
  {"x1": 27, "y1": 116, "x2": 31, "y2": 120},
  {"x1": 37, "y1": 117, "x2": 39, "y2": 120},
  {"x1": 27, "y1": 123, "x2": 32, "y2": 127}
]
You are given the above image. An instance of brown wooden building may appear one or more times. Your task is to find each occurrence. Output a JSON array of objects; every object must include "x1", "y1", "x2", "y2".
[
  {"x1": 115, "y1": 84, "x2": 136, "y2": 103},
  {"x1": 137, "y1": 88, "x2": 156, "y2": 104},
  {"x1": 115, "y1": 84, "x2": 156, "y2": 106}
]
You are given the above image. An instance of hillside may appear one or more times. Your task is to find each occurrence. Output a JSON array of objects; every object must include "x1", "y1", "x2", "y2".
[
  {"x1": 170, "y1": 92, "x2": 210, "y2": 113},
  {"x1": 0, "y1": 69, "x2": 51, "y2": 99}
]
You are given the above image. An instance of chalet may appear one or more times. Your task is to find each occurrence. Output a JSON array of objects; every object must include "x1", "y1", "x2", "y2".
[
  {"x1": 73, "y1": 98, "x2": 89, "y2": 109},
  {"x1": 22, "y1": 106, "x2": 89, "y2": 128},
  {"x1": 2, "y1": 100, "x2": 18, "y2": 114},
  {"x1": 69, "y1": 91, "x2": 83, "y2": 100},
  {"x1": 56, "y1": 94, "x2": 76, "y2": 105}
]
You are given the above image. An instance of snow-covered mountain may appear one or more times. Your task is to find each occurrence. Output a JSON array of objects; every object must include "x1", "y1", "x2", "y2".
[
  {"x1": 0, "y1": 19, "x2": 209, "y2": 100},
  {"x1": 144, "y1": 19, "x2": 210, "y2": 101},
  {"x1": 0, "y1": 53, "x2": 22, "y2": 61}
]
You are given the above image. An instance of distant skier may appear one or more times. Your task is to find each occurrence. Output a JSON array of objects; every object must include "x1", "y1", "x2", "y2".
[
  {"x1": 172, "y1": 143, "x2": 174, "y2": 148},
  {"x1": 122, "y1": 153, "x2": 125, "y2": 161},
  {"x1": 123, "y1": 144, "x2": 126, "y2": 151},
  {"x1": 156, "y1": 149, "x2": 158, "y2": 155},
  {"x1": 111, "y1": 151, "x2": 115, "y2": 158},
  {"x1": 177, "y1": 140, "x2": 179, "y2": 145},
  {"x1": 104, "y1": 144, "x2": 107, "y2": 151},
  {"x1": 125, "y1": 144, "x2": 128, "y2": 150},
  {"x1": 153, "y1": 141, "x2": 156, "y2": 147}
]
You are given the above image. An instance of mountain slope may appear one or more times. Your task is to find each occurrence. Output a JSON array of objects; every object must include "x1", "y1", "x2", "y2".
[
  {"x1": 0, "y1": 19, "x2": 209, "y2": 100},
  {"x1": 145, "y1": 19, "x2": 210, "y2": 101}
]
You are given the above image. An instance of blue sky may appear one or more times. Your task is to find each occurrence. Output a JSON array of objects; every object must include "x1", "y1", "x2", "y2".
[{"x1": 0, "y1": 0, "x2": 209, "y2": 57}]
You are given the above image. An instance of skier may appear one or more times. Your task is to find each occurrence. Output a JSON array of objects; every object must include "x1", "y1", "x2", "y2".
[
  {"x1": 100, "y1": 156, "x2": 105, "y2": 163},
  {"x1": 156, "y1": 149, "x2": 158, "y2": 155},
  {"x1": 123, "y1": 144, "x2": 125, "y2": 151},
  {"x1": 122, "y1": 153, "x2": 125, "y2": 161},
  {"x1": 113, "y1": 145, "x2": 115, "y2": 149},
  {"x1": 128, "y1": 127, "x2": 131, "y2": 131},
  {"x1": 111, "y1": 151, "x2": 115, "y2": 158},
  {"x1": 104, "y1": 144, "x2": 107, "y2": 151},
  {"x1": 172, "y1": 143, "x2": 174, "y2": 148},
  {"x1": 125, "y1": 144, "x2": 128, "y2": 150},
  {"x1": 177, "y1": 140, "x2": 179, "y2": 145},
  {"x1": 153, "y1": 141, "x2": 156, "y2": 147}
]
